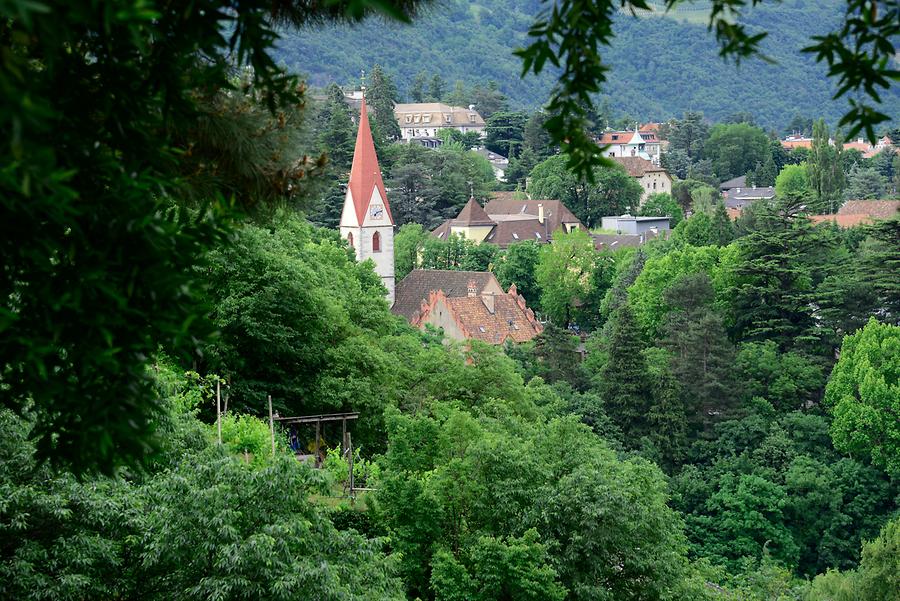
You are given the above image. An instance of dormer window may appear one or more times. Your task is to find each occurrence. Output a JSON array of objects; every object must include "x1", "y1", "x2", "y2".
[
  {"x1": 423, "y1": 114, "x2": 432, "y2": 123},
  {"x1": 444, "y1": 114, "x2": 451, "y2": 123},
  {"x1": 414, "y1": 114, "x2": 421, "y2": 123},
  {"x1": 405, "y1": 115, "x2": 412, "y2": 124},
  {"x1": 469, "y1": 114, "x2": 476, "y2": 123}
]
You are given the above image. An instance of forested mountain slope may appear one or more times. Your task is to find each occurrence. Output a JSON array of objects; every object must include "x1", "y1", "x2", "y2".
[{"x1": 274, "y1": 0, "x2": 900, "y2": 130}]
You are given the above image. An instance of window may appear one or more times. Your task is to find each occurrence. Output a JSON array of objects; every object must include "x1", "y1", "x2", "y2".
[
  {"x1": 347, "y1": 232, "x2": 354, "y2": 248},
  {"x1": 372, "y1": 231, "x2": 381, "y2": 252},
  {"x1": 444, "y1": 114, "x2": 452, "y2": 123},
  {"x1": 423, "y1": 114, "x2": 432, "y2": 123},
  {"x1": 512, "y1": 232, "x2": 519, "y2": 240},
  {"x1": 414, "y1": 114, "x2": 421, "y2": 123},
  {"x1": 469, "y1": 114, "x2": 476, "y2": 123},
  {"x1": 405, "y1": 115, "x2": 412, "y2": 124}
]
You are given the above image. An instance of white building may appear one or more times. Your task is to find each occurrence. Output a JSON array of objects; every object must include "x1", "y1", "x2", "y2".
[
  {"x1": 598, "y1": 127, "x2": 662, "y2": 164},
  {"x1": 340, "y1": 98, "x2": 396, "y2": 305},
  {"x1": 394, "y1": 102, "x2": 486, "y2": 146}
]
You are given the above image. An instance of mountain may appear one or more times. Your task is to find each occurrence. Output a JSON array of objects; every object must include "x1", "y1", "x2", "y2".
[{"x1": 272, "y1": 0, "x2": 900, "y2": 131}]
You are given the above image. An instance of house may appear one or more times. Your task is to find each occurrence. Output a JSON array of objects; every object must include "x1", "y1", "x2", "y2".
[
  {"x1": 781, "y1": 135, "x2": 895, "y2": 159},
  {"x1": 339, "y1": 97, "x2": 396, "y2": 305},
  {"x1": 392, "y1": 269, "x2": 504, "y2": 321},
  {"x1": 431, "y1": 196, "x2": 585, "y2": 248},
  {"x1": 598, "y1": 127, "x2": 663, "y2": 164},
  {"x1": 719, "y1": 175, "x2": 747, "y2": 193},
  {"x1": 610, "y1": 156, "x2": 673, "y2": 202},
  {"x1": 473, "y1": 147, "x2": 509, "y2": 181},
  {"x1": 600, "y1": 215, "x2": 670, "y2": 235},
  {"x1": 394, "y1": 102, "x2": 486, "y2": 146},
  {"x1": 409, "y1": 280, "x2": 543, "y2": 345},
  {"x1": 809, "y1": 200, "x2": 900, "y2": 227},
  {"x1": 837, "y1": 200, "x2": 900, "y2": 219},
  {"x1": 724, "y1": 186, "x2": 775, "y2": 213}
]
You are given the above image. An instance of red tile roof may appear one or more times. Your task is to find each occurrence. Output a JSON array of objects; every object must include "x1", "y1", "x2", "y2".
[
  {"x1": 412, "y1": 286, "x2": 543, "y2": 344},
  {"x1": 348, "y1": 98, "x2": 393, "y2": 225},
  {"x1": 838, "y1": 200, "x2": 900, "y2": 219},
  {"x1": 809, "y1": 214, "x2": 875, "y2": 228},
  {"x1": 392, "y1": 270, "x2": 503, "y2": 321}
]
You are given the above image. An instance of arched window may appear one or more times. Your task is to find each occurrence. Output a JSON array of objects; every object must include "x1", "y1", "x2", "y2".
[
  {"x1": 347, "y1": 232, "x2": 354, "y2": 248},
  {"x1": 372, "y1": 231, "x2": 381, "y2": 252}
]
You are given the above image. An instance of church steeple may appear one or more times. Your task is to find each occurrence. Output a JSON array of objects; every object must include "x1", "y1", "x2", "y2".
[
  {"x1": 347, "y1": 98, "x2": 393, "y2": 226},
  {"x1": 340, "y1": 95, "x2": 396, "y2": 306}
]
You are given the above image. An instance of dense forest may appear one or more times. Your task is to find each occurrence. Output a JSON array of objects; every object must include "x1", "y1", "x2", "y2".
[
  {"x1": 3, "y1": 1, "x2": 900, "y2": 600},
  {"x1": 273, "y1": 0, "x2": 900, "y2": 129}
]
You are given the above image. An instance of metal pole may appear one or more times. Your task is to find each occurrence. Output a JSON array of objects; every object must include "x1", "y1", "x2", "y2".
[
  {"x1": 268, "y1": 394, "x2": 275, "y2": 457},
  {"x1": 216, "y1": 379, "x2": 222, "y2": 444}
]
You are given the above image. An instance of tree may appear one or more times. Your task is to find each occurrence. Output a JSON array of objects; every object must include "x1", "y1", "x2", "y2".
[
  {"x1": 522, "y1": 111, "x2": 554, "y2": 159},
  {"x1": 748, "y1": 152, "x2": 778, "y2": 187},
  {"x1": 470, "y1": 81, "x2": 508, "y2": 119},
  {"x1": 661, "y1": 148, "x2": 693, "y2": 180},
  {"x1": 640, "y1": 192, "x2": 684, "y2": 227},
  {"x1": 394, "y1": 223, "x2": 429, "y2": 280},
  {"x1": 368, "y1": 64, "x2": 401, "y2": 145},
  {"x1": 494, "y1": 240, "x2": 542, "y2": 309},
  {"x1": 444, "y1": 80, "x2": 470, "y2": 107},
  {"x1": 319, "y1": 83, "x2": 356, "y2": 172},
  {"x1": 825, "y1": 318, "x2": 900, "y2": 475},
  {"x1": 844, "y1": 164, "x2": 888, "y2": 200},
  {"x1": 661, "y1": 273, "x2": 736, "y2": 433},
  {"x1": 409, "y1": 71, "x2": 428, "y2": 102},
  {"x1": 1, "y1": 0, "x2": 427, "y2": 473},
  {"x1": 704, "y1": 123, "x2": 772, "y2": 181},
  {"x1": 428, "y1": 74, "x2": 446, "y2": 102},
  {"x1": 535, "y1": 228, "x2": 597, "y2": 328},
  {"x1": 594, "y1": 303, "x2": 652, "y2": 439},
  {"x1": 388, "y1": 162, "x2": 433, "y2": 226},
  {"x1": 516, "y1": 0, "x2": 899, "y2": 180},
  {"x1": 808, "y1": 119, "x2": 845, "y2": 212},
  {"x1": 664, "y1": 112, "x2": 710, "y2": 161},
  {"x1": 775, "y1": 163, "x2": 813, "y2": 200},
  {"x1": 485, "y1": 111, "x2": 528, "y2": 158}
]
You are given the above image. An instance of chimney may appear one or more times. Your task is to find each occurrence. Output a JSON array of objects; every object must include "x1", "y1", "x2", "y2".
[
  {"x1": 469, "y1": 104, "x2": 476, "y2": 111},
  {"x1": 467, "y1": 280, "x2": 477, "y2": 297},
  {"x1": 538, "y1": 203, "x2": 544, "y2": 224},
  {"x1": 481, "y1": 291, "x2": 495, "y2": 314}
]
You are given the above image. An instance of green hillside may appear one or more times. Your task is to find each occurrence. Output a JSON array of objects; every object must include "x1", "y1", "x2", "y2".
[{"x1": 273, "y1": 0, "x2": 900, "y2": 130}]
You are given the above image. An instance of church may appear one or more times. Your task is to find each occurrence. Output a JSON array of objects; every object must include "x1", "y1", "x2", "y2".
[{"x1": 340, "y1": 97, "x2": 396, "y2": 305}]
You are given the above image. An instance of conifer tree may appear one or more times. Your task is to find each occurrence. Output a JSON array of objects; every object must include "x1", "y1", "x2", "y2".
[
  {"x1": 596, "y1": 303, "x2": 652, "y2": 440},
  {"x1": 367, "y1": 64, "x2": 401, "y2": 145},
  {"x1": 711, "y1": 200, "x2": 735, "y2": 246},
  {"x1": 808, "y1": 119, "x2": 845, "y2": 213},
  {"x1": 662, "y1": 273, "x2": 736, "y2": 433}
]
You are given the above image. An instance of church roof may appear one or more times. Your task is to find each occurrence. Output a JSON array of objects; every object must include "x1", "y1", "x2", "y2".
[
  {"x1": 348, "y1": 98, "x2": 393, "y2": 225},
  {"x1": 451, "y1": 196, "x2": 495, "y2": 226}
]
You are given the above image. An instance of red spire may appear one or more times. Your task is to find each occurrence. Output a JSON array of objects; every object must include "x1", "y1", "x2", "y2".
[{"x1": 348, "y1": 98, "x2": 393, "y2": 225}]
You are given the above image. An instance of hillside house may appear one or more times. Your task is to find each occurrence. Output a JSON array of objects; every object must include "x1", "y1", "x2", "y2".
[
  {"x1": 598, "y1": 127, "x2": 663, "y2": 164},
  {"x1": 600, "y1": 215, "x2": 670, "y2": 235},
  {"x1": 394, "y1": 102, "x2": 486, "y2": 146},
  {"x1": 610, "y1": 156, "x2": 673, "y2": 203},
  {"x1": 431, "y1": 196, "x2": 585, "y2": 248},
  {"x1": 724, "y1": 186, "x2": 775, "y2": 214}
]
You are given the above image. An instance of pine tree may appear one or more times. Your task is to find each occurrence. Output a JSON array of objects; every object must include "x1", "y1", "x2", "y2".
[
  {"x1": 711, "y1": 200, "x2": 735, "y2": 246},
  {"x1": 596, "y1": 303, "x2": 652, "y2": 440},
  {"x1": 319, "y1": 84, "x2": 355, "y2": 172},
  {"x1": 428, "y1": 74, "x2": 446, "y2": 102},
  {"x1": 409, "y1": 71, "x2": 428, "y2": 102},
  {"x1": 661, "y1": 274, "x2": 736, "y2": 434},
  {"x1": 367, "y1": 64, "x2": 401, "y2": 145},
  {"x1": 808, "y1": 119, "x2": 845, "y2": 213}
]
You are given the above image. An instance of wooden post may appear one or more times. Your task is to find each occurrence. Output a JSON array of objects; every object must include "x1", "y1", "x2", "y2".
[
  {"x1": 341, "y1": 418, "x2": 347, "y2": 457},
  {"x1": 347, "y1": 432, "x2": 355, "y2": 502},
  {"x1": 216, "y1": 379, "x2": 222, "y2": 444},
  {"x1": 314, "y1": 419, "x2": 321, "y2": 468},
  {"x1": 268, "y1": 394, "x2": 275, "y2": 457}
]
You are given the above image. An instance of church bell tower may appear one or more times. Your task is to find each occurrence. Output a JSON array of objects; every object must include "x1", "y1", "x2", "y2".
[{"x1": 339, "y1": 97, "x2": 395, "y2": 305}]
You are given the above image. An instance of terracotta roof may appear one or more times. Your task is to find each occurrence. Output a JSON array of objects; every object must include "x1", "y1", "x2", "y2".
[
  {"x1": 809, "y1": 214, "x2": 874, "y2": 228},
  {"x1": 597, "y1": 130, "x2": 660, "y2": 145},
  {"x1": 392, "y1": 270, "x2": 502, "y2": 321},
  {"x1": 483, "y1": 198, "x2": 584, "y2": 234},
  {"x1": 411, "y1": 286, "x2": 543, "y2": 344},
  {"x1": 782, "y1": 138, "x2": 813, "y2": 150},
  {"x1": 838, "y1": 200, "x2": 900, "y2": 219},
  {"x1": 609, "y1": 156, "x2": 667, "y2": 177},
  {"x1": 726, "y1": 207, "x2": 743, "y2": 220},
  {"x1": 451, "y1": 197, "x2": 495, "y2": 226},
  {"x1": 348, "y1": 98, "x2": 393, "y2": 225}
]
